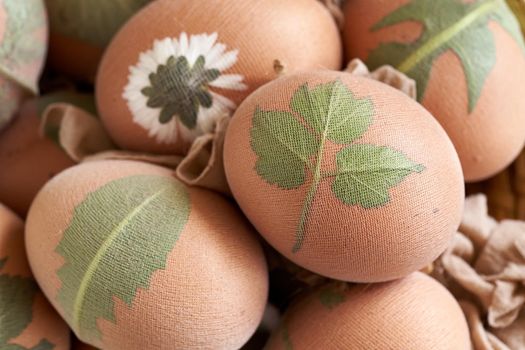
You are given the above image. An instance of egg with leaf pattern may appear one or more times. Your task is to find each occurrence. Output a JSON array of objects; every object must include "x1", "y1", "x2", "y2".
[
  {"x1": 343, "y1": 0, "x2": 525, "y2": 182},
  {"x1": 224, "y1": 70, "x2": 464, "y2": 283},
  {"x1": 0, "y1": 203, "x2": 70, "y2": 350},
  {"x1": 264, "y1": 273, "x2": 471, "y2": 350},
  {"x1": 0, "y1": 0, "x2": 48, "y2": 130},
  {"x1": 26, "y1": 160, "x2": 269, "y2": 350},
  {"x1": 45, "y1": 0, "x2": 150, "y2": 82}
]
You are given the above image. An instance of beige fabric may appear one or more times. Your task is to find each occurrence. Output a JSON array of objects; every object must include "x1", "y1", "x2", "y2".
[
  {"x1": 39, "y1": 103, "x2": 231, "y2": 195},
  {"x1": 345, "y1": 59, "x2": 417, "y2": 99},
  {"x1": 433, "y1": 194, "x2": 525, "y2": 349},
  {"x1": 175, "y1": 116, "x2": 231, "y2": 196},
  {"x1": 41, "y1": 103, "x2": 116, "y2": 162}
]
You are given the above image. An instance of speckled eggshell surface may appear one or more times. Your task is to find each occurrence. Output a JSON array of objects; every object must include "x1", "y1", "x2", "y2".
[
  {"x1": 343, "y1": 0, "x2": 525, "y2": 182},
  {"x1": 224, "y1": 70, "x2": 464, "y2": 283},
  {"x1": 264, "y1": 273, "x2": 471, "y2": 350},
  {"x1": 0, "y1": 204, "x2": 70, "y2": 349},
  {"x1": 25, "y1": 160, "x2": 269, "y2": 350},
  {"x1": 96, "y1": 0, "x2": 342, "y2": 155}
]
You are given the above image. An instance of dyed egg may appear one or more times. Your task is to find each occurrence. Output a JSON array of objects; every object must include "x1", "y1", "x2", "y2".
[
  {"x1": 265, "y1": 273, "x2": 471, "y2": 350},
  {"x1": 224, "y1": 70, "x2": 464, "y2": 283},
  {"x1": 0, "y1": 204, "x2": 70, "y2": 349},
  {"x1": 0, "y1": 92, "x2": 95, "y2": 217},
  {"x1": 96, "y1": 0, "x2": 342, "y2": 155},
  {"x1": 0, "y1": 0, "x2": 48, "y2": 130},
  {"x1": 45, "y1": 0, "x2": 150, "y2": 82},
  {"x1": 343, "y1": 0, "x2": 525, "y2": 182},
  {"x1": 26, "y1": 160, "x2": 269, "y2": 350},
  {"x1": 507, "y1": 0, "x2": 525, "y2": 33}
]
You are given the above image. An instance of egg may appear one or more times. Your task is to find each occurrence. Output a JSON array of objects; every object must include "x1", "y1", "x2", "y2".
[
  {"x1": 343, "y1": 0, "x2": 525, "y2": 182},
  {"x1": 96, "y1": 0, "x2": 342, "y2": 155},
  {"x1": 0, "y1": 203, "x2": 70, "y2": 349},
  {"x1": 26, "y1": 160, "x2": 269, "y2": 350},
  {"x1": 224, "y1": 70, "x2": 464, "y2": 283},
  {"x1": 0, "y1": 92, "x2": 95, "y2": 217},
  {"x1": 264, "y1": 272, "x2": 471, "y2": 350},
  {"x1": 0, "y1": 0, "x2": 48, "y2": 130},
  {"x1": 507, "y1": 0, "x2": 525, "y2": 33},
  {"x1": 45, "y1": 0, "x2": 150, "y2": 82}
]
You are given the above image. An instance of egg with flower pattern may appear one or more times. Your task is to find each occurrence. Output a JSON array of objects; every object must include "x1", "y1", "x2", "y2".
[{"x1": 96, "y1": 0, "x2": 342, "y2": 155}]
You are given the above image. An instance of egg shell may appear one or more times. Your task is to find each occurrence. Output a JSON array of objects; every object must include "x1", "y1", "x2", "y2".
[
  {"x1": 46, "y1": 0, "x2": 150, "y2": 82},
  {"x1": 0, "y1": 0, "x2": 48, "y2": 127},
  {"x1": 26, "y1": 160, "x2": 269, "y2": 350},
  {"x1": 0, "y1": 92, "x2": 95, "y2": 217},
  {"x1": 265, "y1": 272, "x2": 471, "y2": 350},
  {"x1": 0, "y1": 204, "x2": 70, "y2": 349},
  {"x1": 0, "y1": 73, "x2": 27, "y2": 130},
  {"x1": 96, "y1": 0, "x2": 342, "y2": 155},
  {"x1": 343, "y1": 0, "x2": 525, "y2": 182},
  {"x1": 506, "y1": 0, "x2": 525, "y2": 33},
  {"x1": 224, "y1": 70, "x2": 464, "y2": 283}
]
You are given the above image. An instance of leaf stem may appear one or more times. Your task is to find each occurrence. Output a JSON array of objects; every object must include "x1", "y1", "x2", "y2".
[
  {"x1": 397, "y1": 0, "x2": 500, "y2": 73},
  {"x1": 293, "y1": 129, "x2": 328, "y2": 253},
  {"x1": 72, "y1": 188, "x2": 167, "y2": 337}
]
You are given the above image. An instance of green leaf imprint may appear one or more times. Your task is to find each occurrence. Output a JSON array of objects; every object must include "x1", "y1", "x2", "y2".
[
  {"x1": 250, "y1": 80, "x2": 425, "y2": 252},
  {"x1": 0, "y1": 274, "x2": 38, "y2": 344},
  {"x1": 142, "y1": 55, "x2": 220, "y2": 129},
  {"x1": 333, "y1": 145, "x2": 425, "y2": 208},
  {"x1": 46, "y1": 0, "x2": 150, "y2": 47},
  {"x1": 367, "y1": 0, "x2": 525, "y2": 111},
  {"x1": 0, "y1": 260, "x2": 56, "y2": 349},
  {"x1": 55, "y1": 175, "x2": 191, "y2": 342},
  {"x1": 318, "y1": 287, "x2": 346, "y2": 310}
]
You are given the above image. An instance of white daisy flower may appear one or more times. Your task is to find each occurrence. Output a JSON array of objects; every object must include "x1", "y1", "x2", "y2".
[{"x1": 123, "y1": 32, "x2": 247, "y2": 145}]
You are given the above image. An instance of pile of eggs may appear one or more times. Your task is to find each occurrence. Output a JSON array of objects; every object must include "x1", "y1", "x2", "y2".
[{"x1": 1, "y1": 0, "x2": 524, "y2": 349}]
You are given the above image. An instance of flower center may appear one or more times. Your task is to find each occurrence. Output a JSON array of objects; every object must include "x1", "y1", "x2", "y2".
[{"x1": 141, "y1": 55, "x2": 220, "y2": 129}]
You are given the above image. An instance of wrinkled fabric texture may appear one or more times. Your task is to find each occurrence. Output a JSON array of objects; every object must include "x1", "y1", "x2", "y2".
[
  {"x1": 345, "y1": 59, "x2": 417, "y2": 99},
  {"x1": 433, "y1": 194, "x2": 525, "y2": 350},
  {"x1": 39, "y1": 103, "x2": 230, "y2": 195}
]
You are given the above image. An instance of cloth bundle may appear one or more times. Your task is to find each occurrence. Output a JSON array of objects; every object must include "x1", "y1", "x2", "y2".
[{"x1": 433, "y1": 194, "x2": 525, "y2": 350}]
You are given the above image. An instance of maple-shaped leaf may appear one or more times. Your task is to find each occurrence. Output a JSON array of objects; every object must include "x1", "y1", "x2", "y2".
[
  {"x1": 0, "y1": 274, "x2": 37, "y2": 345},
  {"x1": 250, "y1": 80, "x2": 425, "y2": 252},
  {"x1": 55, "y1": 175, "x2": 190, "y2": 343},
  {"x1": 367, "y1": 0, "x2": 525, "y2": 112}
]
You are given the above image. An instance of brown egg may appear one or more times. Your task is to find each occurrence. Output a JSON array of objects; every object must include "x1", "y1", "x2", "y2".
[
  {"x1": 265, "y1": 272, "x2": 471, "y2": 350},
  {"x1": 0, "y1": 92, "x2": 94, "y2": 217},
  {"x1": 0, "y1": 203, "x2": 70, "y2": 349},
  {"x1": 224, "y1": 70, "x2": 464, "y2": 282},
  {"x1": 26, "y1": 160, "x2": 269, "y2": 350},
  {"x1": 96, "y1": 0, "x2": 342, "y2": 155},
  {"x1": 0, "y1": 0, "x2": 48, "y2": 129},
  {"x1": 46, "y1": 0, "x2": 150, "y2": 82},
  {"x1": 343, "y1": 0, "x2": 525, "y2": 182}
]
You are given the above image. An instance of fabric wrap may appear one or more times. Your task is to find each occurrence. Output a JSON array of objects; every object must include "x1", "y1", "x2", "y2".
[{"x1": 433, "y1": 194, "x2": 525, "y2": 350}]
